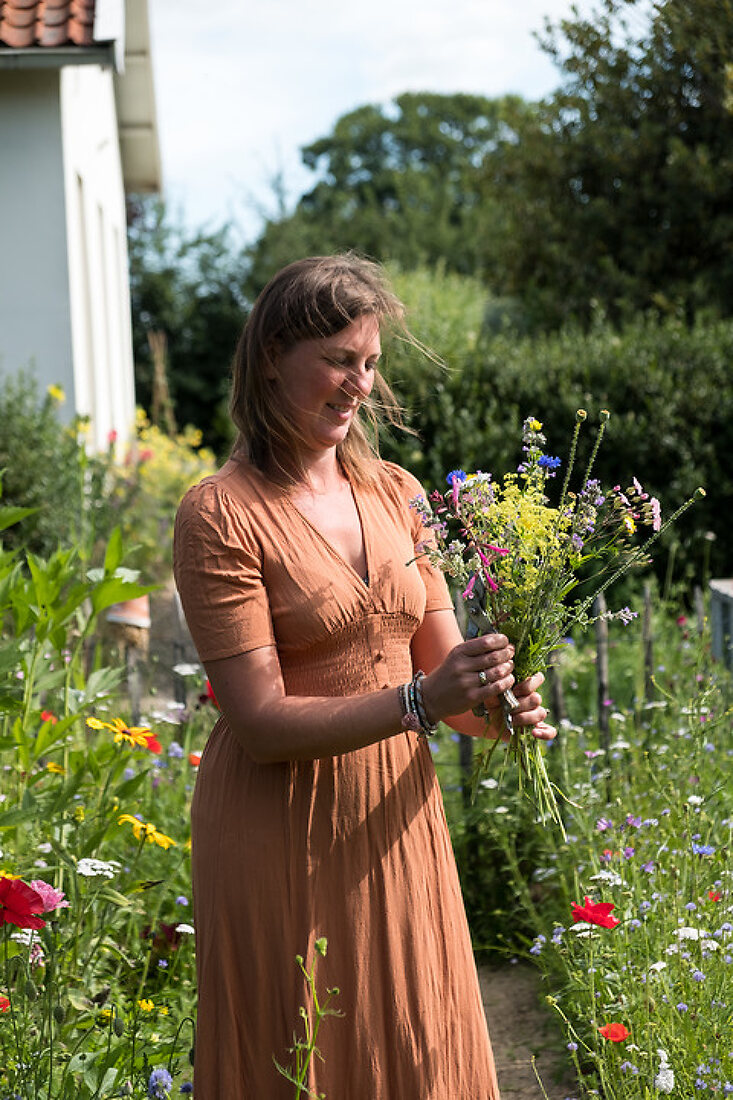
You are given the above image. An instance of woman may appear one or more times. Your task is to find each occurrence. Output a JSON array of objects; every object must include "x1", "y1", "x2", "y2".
[{"x1": 173, "y1": 254, "x2": 555, "y2": 1099}]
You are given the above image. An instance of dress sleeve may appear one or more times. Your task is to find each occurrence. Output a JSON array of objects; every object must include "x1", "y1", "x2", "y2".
[
  {"x1": 386, "y1": 464, "x2": 454, "y2": 615},
  {"x1": 173, "y1": 480, "x2": 276, "y2": 662}
]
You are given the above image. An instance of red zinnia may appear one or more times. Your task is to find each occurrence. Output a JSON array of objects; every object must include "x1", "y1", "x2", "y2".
[
  {"x1": 571, "y1": 896, "x2": 619, "y2": 929},
  {"x1": 599, "y1": 1022, "x2": 629, "y2": 1042},
  {"x1": 0, "y1": 877, "x2": 46, "y2": 930},
  {"x1": 0, "y1": 994, "x2": 9, "y2": 1012}
]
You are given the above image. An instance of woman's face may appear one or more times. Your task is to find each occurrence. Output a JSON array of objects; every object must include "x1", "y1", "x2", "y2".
[{"x1": 273, "y1": 314, "x2": 381, "y2": 460}]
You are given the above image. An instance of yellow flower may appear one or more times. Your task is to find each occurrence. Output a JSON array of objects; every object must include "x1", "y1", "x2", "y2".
[
  {"x1": 528, "y1": 418, "x2": 542, "y2": 432},
  {"x1": 87, "y1": 716, "x2": 161, "y2": 754},
  {"x1": 158, "y1": 1006, "x2": 169, "y2": 1016},
  {"x1": 0, "y1": 871, "x2": 21, "y2": 881},
  {"x1": 117, "y1": 814, "x2": 176, "y2": 850},
  {"x1": 137, "y1": 999, "x2": 154, "y2": 1013},
  {"x1": 74, "y1": 806, "x2": 85, "y2": 823},
  {"x1": 46, "y1": 762, "x2": 65, "y2": 775},
  {"x1": 98, "y1": 1008, "x2": 113, "y2": 1021},
  {"x1": 46, "y1": 384, "x2": 65, "y2": 403},
  {"x1": 623, "y1": 514, "x2": 636, "y2": 535}
]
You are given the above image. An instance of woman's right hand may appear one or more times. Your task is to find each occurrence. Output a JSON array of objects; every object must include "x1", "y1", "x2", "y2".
[{"x1": 420, "y1": 633, "x2": 515, "y2": 725}]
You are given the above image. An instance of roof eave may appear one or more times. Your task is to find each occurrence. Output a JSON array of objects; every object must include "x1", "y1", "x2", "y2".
[{"x1": 0, "y1": 42, "x2": 116, "y2": 69}]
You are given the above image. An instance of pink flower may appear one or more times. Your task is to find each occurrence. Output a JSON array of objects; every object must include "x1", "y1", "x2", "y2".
[
  {"x1": 650, "y1": 497, "x2": 661, "y2": 531},
  {"x1": 29, "y1": 880, "x2": 70, "y2": 913}
]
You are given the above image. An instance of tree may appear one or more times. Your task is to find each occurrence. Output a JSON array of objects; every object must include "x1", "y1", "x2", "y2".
[
  {"x1": 243, "y1": 93, "x2": 530, "y2": 298},
  {"x1": 488, "y1": 0, "x2": 733, "y2": 328},
  {"x1": 127, "y1": 197, "x2": 248, "y2": 453}
]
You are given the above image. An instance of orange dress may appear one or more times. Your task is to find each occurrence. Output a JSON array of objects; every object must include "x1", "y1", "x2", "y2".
[{"x1": 173, "y1": 456, "x2": 500, "y2": 1100}]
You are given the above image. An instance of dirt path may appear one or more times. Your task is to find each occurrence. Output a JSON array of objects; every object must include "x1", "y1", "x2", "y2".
[
  {"x1": 143, "y1": 586, "x2": 578, "y2": 1100},
  {"x1": 481, "y1": 965, "x2": 577, "y2": 1100}
]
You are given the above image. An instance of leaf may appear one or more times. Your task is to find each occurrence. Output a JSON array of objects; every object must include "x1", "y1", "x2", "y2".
[
  {"x1": 103, "y1": 527, "x2": 124, "y2": 575},
  {"x1": 0, "y1": 505, "x2": 36, "y2": 532}
]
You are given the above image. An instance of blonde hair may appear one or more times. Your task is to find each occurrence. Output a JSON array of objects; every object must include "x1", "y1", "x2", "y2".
[{"x1": 230, "y1": 254, "x2": 410, "y2": 485}]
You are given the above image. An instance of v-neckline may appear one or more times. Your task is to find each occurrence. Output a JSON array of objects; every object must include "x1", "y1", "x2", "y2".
[{"x1": 287, "y1": 476, "x2": 371, "y2": 590}]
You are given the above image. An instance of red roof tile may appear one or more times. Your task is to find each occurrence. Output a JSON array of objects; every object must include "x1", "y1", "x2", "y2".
[{"x1": 0, "y1": 0, "x2": 96, "y2": 49}]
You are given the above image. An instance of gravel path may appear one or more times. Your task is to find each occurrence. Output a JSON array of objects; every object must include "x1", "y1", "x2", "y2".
[{"x1": 481, "y1": 964, "x2": 577, "y2": 1099}]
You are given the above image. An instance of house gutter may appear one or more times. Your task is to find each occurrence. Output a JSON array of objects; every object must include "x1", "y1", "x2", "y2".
[{"x1": 0, "y1": 43, "x2": 116, "y2": 69}]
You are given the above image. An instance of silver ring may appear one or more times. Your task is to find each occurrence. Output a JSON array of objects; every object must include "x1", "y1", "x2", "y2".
[{"x1": 477, "y1": 669, "x2": 488, "y2": 687}]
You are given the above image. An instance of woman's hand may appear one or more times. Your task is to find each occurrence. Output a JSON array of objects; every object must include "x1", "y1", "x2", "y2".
[
  {"x1": 420, "y1": 633, "x2": 516, "y2": 724},
  {"x1": 483, "y1": 671, "x2": 557, "y2": 742}
]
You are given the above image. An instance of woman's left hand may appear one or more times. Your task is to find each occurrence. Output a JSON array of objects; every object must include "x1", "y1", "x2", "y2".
[{"x1": 488, "y1": 671, "x2": 557, "y2": 741}]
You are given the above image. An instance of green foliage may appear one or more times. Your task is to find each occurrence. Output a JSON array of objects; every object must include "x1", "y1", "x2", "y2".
[
  {"x1": 0, "y1": 374, "x2": 114, "y2": 563},
  {"x1": 488, "y1": 0, "x2": 733, "y2": 328},
  {"x1": 242, "y1": 93, "x2": 530, "y2": 299},
  {"x1": 0, "y1": 512, "x2": 208, "y2": 1097},
  {"x1": 127, "y1": 196, "x2": 248, "y2": 452},
  {"x1": 379, "y1": 295, "x2": 733, "y2": 578}
]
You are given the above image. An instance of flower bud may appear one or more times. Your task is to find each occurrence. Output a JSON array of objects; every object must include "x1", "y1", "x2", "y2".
[
  {"x1": 600, "y1": 409, "x2": 610, "y2": 421},
  {"x1": 576, "y1": 409, "x2": 587, "y2": 421},
  {"x1": 24, "y1": 980, "x2": 38, "y2": 1002},
  {"x1": 53, "y1": 1004, "x2": 66, "y2": 1024},
  {"x1": 113, "y1": 1015, "x2": 125, "y2": 1037}
]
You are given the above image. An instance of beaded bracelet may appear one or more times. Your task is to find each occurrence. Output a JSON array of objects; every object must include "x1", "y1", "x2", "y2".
[{"x1": 398, "y1": 670, "x2": 438, "y2": 739}]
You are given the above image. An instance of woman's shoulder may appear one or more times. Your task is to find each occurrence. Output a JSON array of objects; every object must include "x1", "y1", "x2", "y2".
[
  {"x1": 373, "y1": 460, "x2": 430, "y2": 502},
  {"x1": 175, "y1": 459, "x2": 273, "y2": 535}
]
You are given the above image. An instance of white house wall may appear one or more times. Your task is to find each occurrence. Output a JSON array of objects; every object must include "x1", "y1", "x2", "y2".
[
  {"x1": 61, "y1": 63, "x2": 135, "y2": 450},
  {"x1": 0, "y1": 68, "x2": 75, "y2": 404}
]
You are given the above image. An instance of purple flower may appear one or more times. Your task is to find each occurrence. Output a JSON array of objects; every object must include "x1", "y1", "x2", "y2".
[
  {"x1": 692, "y1": 969, "x2": 706, "y2": 982},
  {"x1": 149, "y1": 1068, "x2": 173, "y2": 1098},
  {"x1": 596, "y1": 817, "x2": 613, "y2": 832},
  {"x1": 623, "y1": 847, "x2": 635, "y2": 858},
  {"x1": 176, "y1": 895, "x2": 189, "y2": 906},
  {"x1": 677, "y1": 1002, "x2": 689, "y2": 1012},
  {"x1": 625, "y1": 814, "x2": 642, "y2": 828},
  {"x1": 567, "y1": 1042, "x2": 578, "y2": 1051},
  {"x1": 693, "y1": 843, "x2": 715, "y2": 856},
  {"x1": 641, "y1": 861, "x2": 655, "y2": 873}
]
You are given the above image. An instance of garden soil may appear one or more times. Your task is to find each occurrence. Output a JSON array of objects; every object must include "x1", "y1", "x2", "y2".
[{"x1": 141, "y1": 583, "x2": 577, "y2": 1100}]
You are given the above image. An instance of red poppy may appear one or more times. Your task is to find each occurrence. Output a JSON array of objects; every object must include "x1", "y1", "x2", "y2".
[
  {"x1": 204, "y1": 680, "x2": 219, "y2": 708},
  {"x1": 599, "y1": 1022, "x2": 629, "y2": 1042},
  {"x1": 188, "y1": 752, "x2": 201, "y2": 768},
  {"x1": 40, "y1": 710, "x2": 57, "y2": 724},
  {"x1": 0, "y1": 878, "x2": 46, "y2": 930},
  {"x1": 143, "y1": 733, "x2": 162, "y2": 754},
  {"x1": 571, "y1": 896, "x2": 619, "y2": 929},
  {"x1": 0, "y1": 994, "x2": 9, "y2": 1012},
  {"x1": 708, "y1": 890, "x2": 722, "y2": 902}
]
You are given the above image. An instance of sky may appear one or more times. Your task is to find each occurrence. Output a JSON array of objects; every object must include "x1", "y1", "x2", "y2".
[{"x1": 146, "y1": 0, "x2": 597, "y2": 243}]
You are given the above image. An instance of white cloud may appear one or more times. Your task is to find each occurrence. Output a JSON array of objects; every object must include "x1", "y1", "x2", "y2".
[{"x1": 147, "y1": 0, "x2": 598, "y2": 235}]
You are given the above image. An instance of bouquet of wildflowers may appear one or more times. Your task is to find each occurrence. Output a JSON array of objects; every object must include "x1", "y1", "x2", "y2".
[{"x1": 412, "y1": 410, "x2": 702, "y2": 833}]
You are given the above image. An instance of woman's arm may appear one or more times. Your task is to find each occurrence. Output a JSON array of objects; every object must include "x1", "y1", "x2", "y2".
[{"x1": 204, "y1": 610, "x2": 551, "y2": 764}]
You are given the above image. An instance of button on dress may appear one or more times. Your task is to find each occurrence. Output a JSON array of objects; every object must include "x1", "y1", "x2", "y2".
[{"x1": 173, "y1": 457, "x2": 501, "y2": 1099}]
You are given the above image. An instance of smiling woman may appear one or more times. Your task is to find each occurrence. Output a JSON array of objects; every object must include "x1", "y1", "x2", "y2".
[{"x1": 173, "y1": 254, "x2": 553, "y2": 1099}]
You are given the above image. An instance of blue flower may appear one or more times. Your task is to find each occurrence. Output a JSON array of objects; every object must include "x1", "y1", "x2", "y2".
[
  {"x1": 149, "y1": 1068, "x2": 173, "y2": 1098},
  {"x1": 692, "y1": 843, "x2": 716, "y2": 856},
  {"x1": 176, "y1": 895, "x2": 189, "y2": 906},
  {"x1": 445, "y1": 469, "x2": 467, "y2": 486},
  {"x1": 538, "y1": 455, "x2": 561, "y2": 469},
  {"x1": 180, "y1": 1087, "x2": 193, "y2": 1096},
  {"x1": 676, "y1": 1002, "x2": 688, "y2": 1012},
  {"x1": 168, "y1": 741, "x2": 184, "y2": 759},
  {"x1": 692, "y1": 969, "x2": 706, "y2": 982}
]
